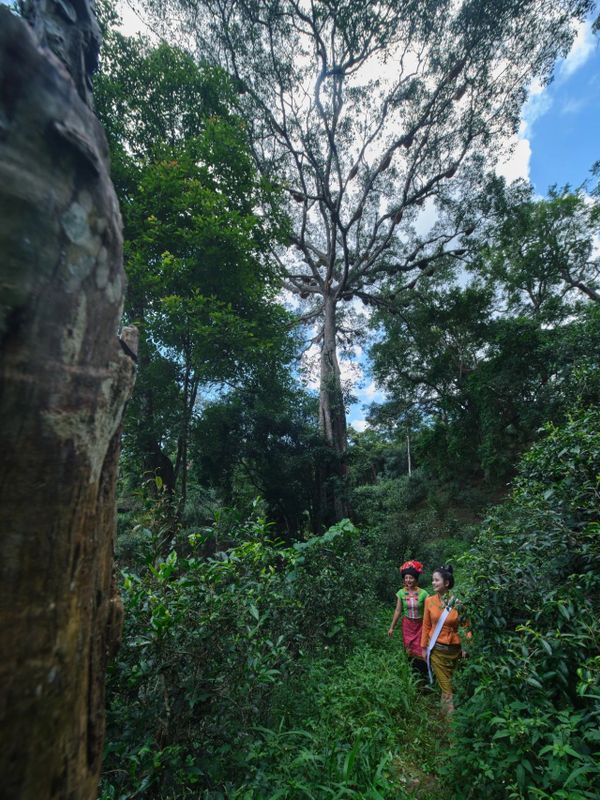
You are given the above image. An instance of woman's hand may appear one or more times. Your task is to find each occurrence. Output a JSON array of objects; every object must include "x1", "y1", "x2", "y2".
[
  {"x1": 422, "y1": 647, "x2": 428, "y2": 659},
  {"x1": 387, "y1": 627, "x2": 395, "y2": 638}
]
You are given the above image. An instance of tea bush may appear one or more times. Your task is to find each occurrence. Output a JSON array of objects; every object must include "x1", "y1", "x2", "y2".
[
  {"x1": 446, "y1": 407, "x2": 600, "y2": 799},
  {"x1": 353, "y1": 471, "x2": 473, "y2": 600},
  {"x1": 101, "y1": 514, "x2": 374, "y2": 798},
  {"x1": 229, "y1": 609, "x2": 445, "y2": 799}
]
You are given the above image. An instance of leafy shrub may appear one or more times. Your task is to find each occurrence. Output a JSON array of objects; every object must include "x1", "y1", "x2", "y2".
[
  {"x1": 101, "y1": 513, "x2": 374, "y2": 798},
  {"x1": 445, "y1": 407, "x2": 600, "y2": 799},
  {"x1": 352, "y1": 471, "x2": 471, "y2": 599},
  {"x1": 231, "y1": 611, "x2": 441, "y2": 799}
]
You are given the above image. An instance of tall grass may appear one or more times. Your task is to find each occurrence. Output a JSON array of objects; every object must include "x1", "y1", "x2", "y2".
[{"x1": 232, "y1": 609, "x2": 447, "y2": 799}]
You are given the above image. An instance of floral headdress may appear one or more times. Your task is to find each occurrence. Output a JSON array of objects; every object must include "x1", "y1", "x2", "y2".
[{"x1": 400, "y1": 560, "x2": 424, "y2": 576}]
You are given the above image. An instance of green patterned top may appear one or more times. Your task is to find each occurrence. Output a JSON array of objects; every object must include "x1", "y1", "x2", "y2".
[{"x1": 395, "y1": 587, "x2": 428, "y2": 619}]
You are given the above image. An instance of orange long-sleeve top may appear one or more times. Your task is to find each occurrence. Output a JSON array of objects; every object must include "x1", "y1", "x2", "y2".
[{"x1": 420, "y1": 594, "x2": 469, "y2": 649}]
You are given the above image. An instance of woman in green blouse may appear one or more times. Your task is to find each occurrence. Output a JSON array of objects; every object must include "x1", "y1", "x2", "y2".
[{"x1": 388, "y1": 560, "x2": 428, "y2": 675}]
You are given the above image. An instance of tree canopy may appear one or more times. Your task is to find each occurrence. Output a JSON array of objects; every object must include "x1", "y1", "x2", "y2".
[
  {"x1": 138, "y1": 0, "x2": 594, "y2": 520},
  {"x1": 368, "y1": 175, "x2": 600, "y2": 483},
  {"x1": 95, "y1": 32, "x2": 297, "y2": 507}
]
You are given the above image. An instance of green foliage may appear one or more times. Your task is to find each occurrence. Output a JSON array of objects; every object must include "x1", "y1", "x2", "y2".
[
  {"x1": 95, "y1": 22, "x2": 296, "y2": 505},
  {"x1": 445, "y1": 406, "x2": 600, "y2": 798},
  {"x1": 192, "y1": 377, "x2": 327, "y2": 539},
  {"x1": 479, "y1": 180, "x2": 600, "y2": 318},
  {"x1": 369, "y1": 172, "x2": 600, "y2": 490},
  {"x1": 101, "y1": 513, "x2": 375, "y2": 798},
  {"x1": 350, "y1": 465, "x2": 473, "y2": 599},
  {"x1": 370, "y1": 263, "x2": 600, "y2": 486},
  {"x1": 233, "y1": 626, "x2": 431, "y2": 799},
  {"x1": 92, "y1": 11, "x2": 600, "y2": 800}
]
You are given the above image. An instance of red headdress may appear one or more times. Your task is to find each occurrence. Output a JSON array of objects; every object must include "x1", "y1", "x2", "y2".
[{"x1": 400, "y1": 560, "x2": 424, "y2": 574}]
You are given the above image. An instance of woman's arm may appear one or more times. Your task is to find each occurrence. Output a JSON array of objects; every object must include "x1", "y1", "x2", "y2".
[
  {"x1": 388, "y1": 597, "x2": 403, "y2": 637},
  {"x1": 418, "y1": 588, "x2": 428, "y2": 618},
  {"x1": 420, "y1": 598, "x2": 432, "y2": 655}
]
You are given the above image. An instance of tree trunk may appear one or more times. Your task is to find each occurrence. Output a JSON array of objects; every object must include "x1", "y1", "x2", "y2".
[
  {"x1": 0, "y1": 5, "x2": 136, "y2": 798},
  {"x1": 138, "y1": 345, "x2": 176, "y2": 495},
  {"x1": 319, "y1": 297, "x2": 348, "y2": 520},
  {"x1": 142, "y1": 436, "x2": 177, "y2": 495},
  {"x1": 174, "y1": 364, "x2": 199, "y2": 516}
]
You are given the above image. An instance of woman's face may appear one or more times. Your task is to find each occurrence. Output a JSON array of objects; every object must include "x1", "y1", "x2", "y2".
[
  {"x1": 403, "y1": 573, "x2": 417, "y2": 589},
  {"x1": 432, "y1": 571, "x2": 449, "y2": 593}
]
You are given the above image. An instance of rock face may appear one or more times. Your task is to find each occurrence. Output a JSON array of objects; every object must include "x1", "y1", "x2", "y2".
[{"x1": 0, "y1": 3, "x2": 135, "y2": 797}]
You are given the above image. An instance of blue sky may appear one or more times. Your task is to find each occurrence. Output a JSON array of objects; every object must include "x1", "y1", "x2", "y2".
[
  {"x1": 527, "y1": 24, "x2": 600, "y2": 194},
  {"x1": 348, "y1": 18, "x2": 600, "y2": 431}
]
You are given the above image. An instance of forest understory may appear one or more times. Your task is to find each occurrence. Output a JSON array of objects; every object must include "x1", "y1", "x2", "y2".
[
  {"x1": 1, "y1": 1, "x2": 599, "y2": 799},
  {"x1": 101, "y1": 404, "x2": 600, "y2": 800}
]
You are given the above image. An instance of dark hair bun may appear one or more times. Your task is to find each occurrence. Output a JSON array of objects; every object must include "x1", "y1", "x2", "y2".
[{"x1": 435, "y1": 564, "x2": 455, "y2": 589}]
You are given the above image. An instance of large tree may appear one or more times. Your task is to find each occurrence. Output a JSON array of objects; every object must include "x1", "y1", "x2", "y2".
[
  {"x1": 144, "y1": 0, "x2": 591, "y2": 515},
  {"x1": 0, "y1": 1, "x2": 135, "y2": 797}
]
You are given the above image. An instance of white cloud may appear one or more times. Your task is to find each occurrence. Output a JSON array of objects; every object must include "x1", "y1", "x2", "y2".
[
  {"x1": 117, "y1": 0, "x2": 153, "y2": 37},
  {"x1": 496, "y1": 19, "x2": 596, "y2": 186},
  {"x1": 496, "y1": 79, "x2": 552, "y2": 183},
  {"x1": 276, "y1": 287, "x2": 303, "y2": 308},
  {"x1": 339, "y1": 349, "x2": 363, "y2": 387},
  {"x1": 561, "y1": 96, "x2": 587, "y2": 115},
  {"x1": 300, "y1": 340, "x2": 321, "y2": 390},
  {"x1": 413, "y1": 197, "x2": 438, "y2": 237},
  {"x1": 360, "y1": 381, "x2": 379, "y2": 399},
  {"x1": 521, "y1": 79, "x2": 553, "y2": 130},
  {"x1": 560, "y1": 20, "x2": 596, "y2": 79},
  {"x1": 350, "y1": 419, "x2": 369, "y2": 433},
  {"x1": 496, "y1": 132, "x2": 532, "y2": 182}
]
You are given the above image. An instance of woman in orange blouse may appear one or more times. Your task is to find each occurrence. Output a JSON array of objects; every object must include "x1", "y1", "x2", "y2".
[{"x1": 420, "y1": 564, "x2": 468, "y2": 715}]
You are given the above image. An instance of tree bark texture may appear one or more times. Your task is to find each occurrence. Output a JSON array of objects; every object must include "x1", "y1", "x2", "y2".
[
  {"x1": 319, "y1": 298, "x2": 348, "y2": 519},
  {"x1": 0, "y1": 5, "x2": 136, "y2": 798}
]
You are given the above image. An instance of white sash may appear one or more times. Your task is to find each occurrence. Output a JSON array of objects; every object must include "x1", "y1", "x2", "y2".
[{"x1": 426, "y1": 602, "x2": 453, "y2": 683}]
